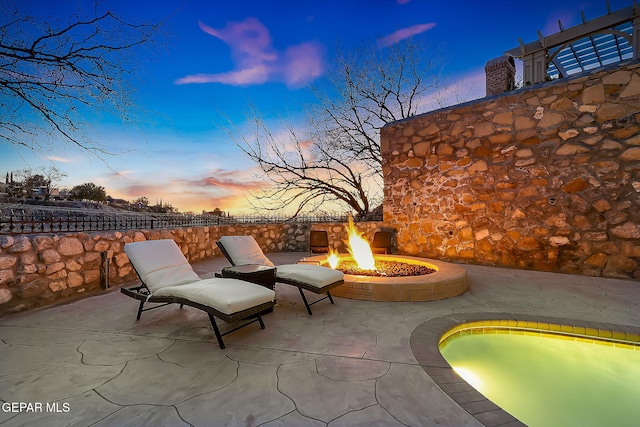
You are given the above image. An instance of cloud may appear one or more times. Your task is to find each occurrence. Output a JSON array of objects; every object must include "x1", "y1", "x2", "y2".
[
  {"x1": 283, "y1": 42, "x2": 325, "y2": 87},
  {"x1": 200, "y1": 194, "x2": 251, "y2": 212},
  {"x1": 115, "y1": 184, "x2": 158, "y2": 198},
  {"x1": 175, "y1": 66, "x2": 270, "y2": 85},
  {"x1": 111, "y1": 181, "x2": 253, "y2": 213},
  {"x1": 377, "y1": 23, "x2": 437, "y2": 47},
  {"x1": 190, "y1": 169, "x2": 265, "y2": 191},
  {"x1": 198, "y1": 18, "x2": 276, "y2": 64},
  {"x1": 175, "y1": 17, "x2": 324, "y2": 88},
  {"x1": 46, "y1": 156, "x2": 72, "y2": 163},
  {"x1": 105, "y1": 166, "x2": 270, "y2": 214}
]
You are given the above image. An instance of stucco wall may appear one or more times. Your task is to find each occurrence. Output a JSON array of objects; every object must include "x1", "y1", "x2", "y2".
[
  {"x1": 0, "y1": 221, "x2": 384, "y2": 314},
  {"x1": 381, "y1": 60, "x2": 640, "y2": 280}
]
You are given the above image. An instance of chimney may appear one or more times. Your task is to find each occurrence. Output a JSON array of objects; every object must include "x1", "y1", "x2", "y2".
[{"x1": 485, "y1": 55, "x2": 516, "y2": 96}]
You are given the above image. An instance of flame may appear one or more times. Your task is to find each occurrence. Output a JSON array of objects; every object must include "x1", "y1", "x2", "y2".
[
  {"x1": 327, "y1": 248, "x2": 340, "y2": 269},
  {"x1": 346, "y1": 215, "x2": 376, "y2": 270}
]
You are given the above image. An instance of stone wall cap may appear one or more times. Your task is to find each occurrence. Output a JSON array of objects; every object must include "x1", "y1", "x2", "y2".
[{"x1": 383, "y1": 58, "x2": 640, "y2": 129}]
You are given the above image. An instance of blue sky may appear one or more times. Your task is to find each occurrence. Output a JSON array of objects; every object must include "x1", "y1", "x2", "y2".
[{"x1": 0, "y1": 0, "x2": 633, "y2": 213}]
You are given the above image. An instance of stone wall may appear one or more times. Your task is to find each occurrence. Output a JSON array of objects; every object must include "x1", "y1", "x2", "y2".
[
  {"x1": 381, "y1": 60, "x2": 640, "y2": 280},
  {"x1": 0, "y1": 221, "x2": 384, "y2": 315}
]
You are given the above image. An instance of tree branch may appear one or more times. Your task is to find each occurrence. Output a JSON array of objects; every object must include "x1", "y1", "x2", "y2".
[{"x1": 0, "y1": 2, "x2": 167, "y2": 162}]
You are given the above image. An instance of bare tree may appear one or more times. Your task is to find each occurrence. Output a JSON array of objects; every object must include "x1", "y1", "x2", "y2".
[
  {"x1": 231, "y1": 111, "x2": 380, "y2": 217},
  {"x1": 0, "y1": 2, "x2": 165, "y2": 159},
  {"x1": 230, "y1": 38, "x2": 445, "y2": 217}
]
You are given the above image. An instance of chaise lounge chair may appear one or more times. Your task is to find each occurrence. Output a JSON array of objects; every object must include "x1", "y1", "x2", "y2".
[
  {"x1": 216, "y1": 236, "x2": 344, "y2": 315},
  {"x1": 121, "y1": 239, "x2": 275, "y2": 349}
]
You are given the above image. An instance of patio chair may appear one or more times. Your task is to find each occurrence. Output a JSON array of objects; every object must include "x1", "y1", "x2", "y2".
[
  {"x1": 309, "y1": 230, "x2": 330, "y2": 254},
  {"x1": 216, "y1": 236, "x2": 344, "y2": 315},
  {"x1": 121, "y1": 239, "x2": 275, "y2": 349},
  {"x1": 371, "y1": 231, "x2": 393, "y2": 254}
]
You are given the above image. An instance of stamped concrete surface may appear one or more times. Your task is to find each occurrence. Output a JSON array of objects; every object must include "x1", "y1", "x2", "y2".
[{"x1": 1, "y1": 252, "x2": 638, "y2": 427}]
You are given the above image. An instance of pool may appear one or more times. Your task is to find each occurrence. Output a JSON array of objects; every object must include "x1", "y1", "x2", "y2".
[{"x1": 439, "y1": 321, "x2": 640, "y2": 427}]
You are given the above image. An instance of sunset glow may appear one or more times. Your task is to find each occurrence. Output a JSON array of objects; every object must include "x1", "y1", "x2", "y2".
[{"x1": 1, "y1": 0, "x2": 623, "y2": 213}]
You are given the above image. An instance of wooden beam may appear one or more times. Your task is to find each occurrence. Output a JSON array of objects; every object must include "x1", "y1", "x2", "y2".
[
  {"x1": 505, "y1": 5, "x2": 637, "y2": 57},
  {"x1": 544, "y1": 6, "x2": 635, "y2": 46}
]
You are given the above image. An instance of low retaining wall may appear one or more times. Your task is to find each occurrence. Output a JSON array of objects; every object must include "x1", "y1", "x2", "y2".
[{"x1": 0, "y1": 221, "x2": 384, "y2": 315}]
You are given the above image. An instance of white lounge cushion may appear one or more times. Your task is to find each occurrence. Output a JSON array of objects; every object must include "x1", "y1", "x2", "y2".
[
  {"x1": 125, "y1": 240, "x2": 200, "y2": 293},
  {"x1": 276, "y1": 264, "x2": 344, "y2": 289},
  {"x1": 219, "y1": 236, "x2": 274, "y2": 267},
  {"x1": 155, "y1": 278, "x2": 275, "y2": 315}
]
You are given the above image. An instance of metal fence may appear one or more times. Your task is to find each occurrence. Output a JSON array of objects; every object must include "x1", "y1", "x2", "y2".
[{"x1": 0, "y1": 204, "x2": 382, "y2": 235}]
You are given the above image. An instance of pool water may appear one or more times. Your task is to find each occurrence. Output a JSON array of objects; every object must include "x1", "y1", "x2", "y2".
[{"x1": 440, "y1": 328, "x2": 640, "y2": 427}]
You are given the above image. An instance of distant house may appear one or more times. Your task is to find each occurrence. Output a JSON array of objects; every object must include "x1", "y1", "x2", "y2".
[
  {"x1": 106, "y1": 196, "x2": 129, "y2": 205},
  {"x1": 50, "y1": 189, "x2": 71, "y2": 201},
  {"x1": 31, "y1": 187, "x2": 48, "y2": 200}
]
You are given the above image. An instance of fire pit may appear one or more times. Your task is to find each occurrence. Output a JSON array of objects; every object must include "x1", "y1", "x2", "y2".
[
  {"x1": 336, "y1": 258, "x2": 436, "y2": 277},
  {"x1": 301, "y1": 254, "x2": 467, "y2": 302},
  {"x1": 299, "y1": 218, "x2": 468, "y2": 302}
]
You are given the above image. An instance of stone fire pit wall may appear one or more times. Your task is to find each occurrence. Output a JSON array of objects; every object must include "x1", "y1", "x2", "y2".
[
  {"x1": 381, "y1": 60, "x2": 640, "y2": 280},
  {"x1": 0, "y1": 222, "x2": 385, "y2": 314}
]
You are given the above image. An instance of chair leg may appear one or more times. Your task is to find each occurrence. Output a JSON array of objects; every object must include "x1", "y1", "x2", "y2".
[
  {"x1": 208, "y1": 314, "x2": 226, "y2": 349},
  {"x1": 327, "y1": 291, "x2": 335, "y2": 304},
  {"x1": 257, "y1": 313, "x2": 265, "y2": 329},
  {"x1": 136, "y1": 301, "x2": 145, "y2": 320},
  {"x1": 298, "y1": 288, "x2": 313, "y2": 315}
]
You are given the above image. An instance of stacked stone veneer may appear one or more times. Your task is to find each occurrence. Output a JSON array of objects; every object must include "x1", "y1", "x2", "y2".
[
  {"x1": 381, "y1": 60, "x2": 640, "y2": 280},
  {"x1": 0, "y1": 221, "x2": 384, "y2": 314}
]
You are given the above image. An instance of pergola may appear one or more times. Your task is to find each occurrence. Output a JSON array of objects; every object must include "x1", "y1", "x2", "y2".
[{"x1": 506, "y1": 3, "x2": 640, "y2": 85}]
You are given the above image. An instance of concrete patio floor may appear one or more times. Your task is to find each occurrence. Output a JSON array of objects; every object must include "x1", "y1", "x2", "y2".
[{"x1": 1, "y1": 252, "x2": 639, "y2": 427}]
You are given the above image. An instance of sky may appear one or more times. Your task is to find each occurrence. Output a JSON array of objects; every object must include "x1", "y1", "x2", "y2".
[{"x1": 0, "y1": 0, "x2": 634, "y2": 213}]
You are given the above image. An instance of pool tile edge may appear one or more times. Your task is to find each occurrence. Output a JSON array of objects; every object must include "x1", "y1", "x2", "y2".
[{"x1": 410, "y1": 313, "x2": 639, "y2": 427}]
